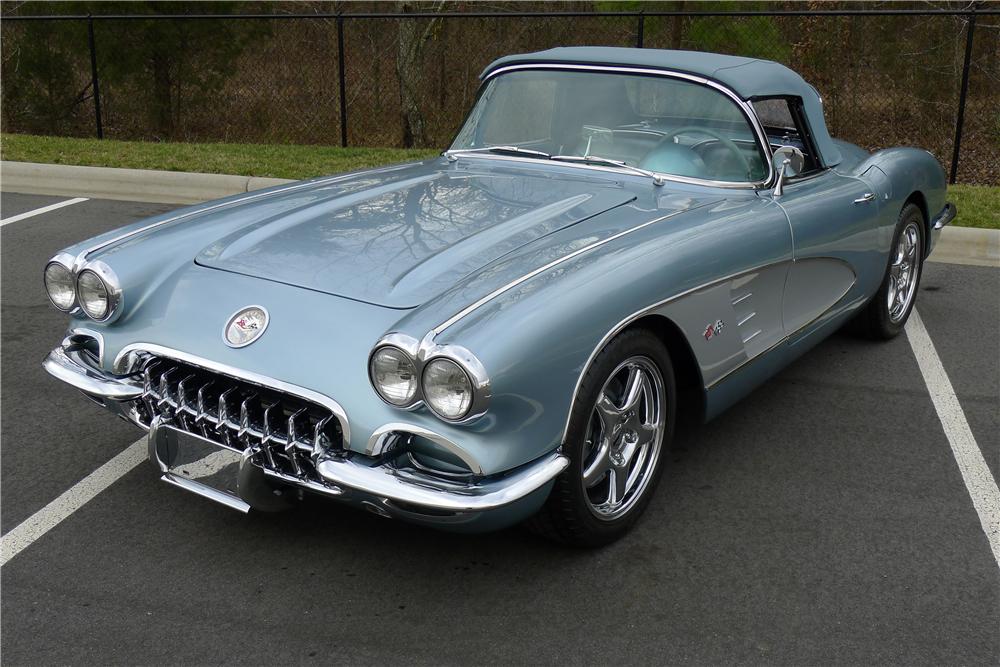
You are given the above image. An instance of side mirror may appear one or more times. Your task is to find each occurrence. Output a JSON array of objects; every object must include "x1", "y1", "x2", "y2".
[{"x1": 771, "y1": 145, "x2": 805, "y2": 198}]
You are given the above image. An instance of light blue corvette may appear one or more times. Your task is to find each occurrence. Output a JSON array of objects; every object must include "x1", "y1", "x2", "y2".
[{"x1": 43, "y1": 48, "x2": 954, "y2": 545}]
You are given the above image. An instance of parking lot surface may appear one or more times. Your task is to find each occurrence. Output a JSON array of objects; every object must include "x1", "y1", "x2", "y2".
[{"x1": 2, "y1": 191, "x2": 997, "y2": 665}]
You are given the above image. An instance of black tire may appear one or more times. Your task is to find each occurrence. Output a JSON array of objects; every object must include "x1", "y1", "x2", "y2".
[
  {"x1": 526, "y1": 328, "x2": 676, "y2": 547},
  {"x1": 856, "y1": 202, "x2": 925, "y2": 339}
]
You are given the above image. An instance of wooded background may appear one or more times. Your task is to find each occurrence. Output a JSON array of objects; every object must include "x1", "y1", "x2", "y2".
[{"x1": 2, "y1": 1, "x2": 997, "y2": 184}]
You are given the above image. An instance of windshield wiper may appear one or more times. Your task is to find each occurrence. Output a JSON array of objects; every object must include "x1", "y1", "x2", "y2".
[
  {"x1": 551, "y1": 154, "x2": 665, "y2": 186},
  {"x1": 446, "y1": 145, "x2": 552, "y2": 160}
]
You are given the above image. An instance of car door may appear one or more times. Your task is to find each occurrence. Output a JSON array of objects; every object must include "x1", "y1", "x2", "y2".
[
  {"x1": 774, "y1": 169, "x2": 881, "y2": 339},
  {"x1": 751, "y1": 96, "x2": 881, "y2": 340}
]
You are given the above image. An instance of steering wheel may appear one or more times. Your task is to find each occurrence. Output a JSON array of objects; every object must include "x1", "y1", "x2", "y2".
[{"x1": 651, "y1": 126, "x2": 752, "y2": 179}]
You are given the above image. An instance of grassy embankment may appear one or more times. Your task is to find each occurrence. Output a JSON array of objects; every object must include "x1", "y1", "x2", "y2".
[{"x1": 1, "y1": 134, "x2": 996, "y2": 230}]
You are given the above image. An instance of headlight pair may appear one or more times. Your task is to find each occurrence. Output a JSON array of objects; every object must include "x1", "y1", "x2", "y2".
[
  {"x1": 44, "y1": 255, "x2": 123, "y2": 323},
  {"x1": 369, "y1": 338, "x2": 488, "y2": 423}
]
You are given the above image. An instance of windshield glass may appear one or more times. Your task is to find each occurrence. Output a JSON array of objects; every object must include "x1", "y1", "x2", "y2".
[{"x1": 451, "y1": 69, "x2": 769, "y2": 183}]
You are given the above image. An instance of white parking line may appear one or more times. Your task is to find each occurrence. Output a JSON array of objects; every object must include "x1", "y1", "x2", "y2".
[
  {"x1": 0, "y1": 197, "x2": 89, "y2": 227},
  {"x1": 906, "y1": 309, "x2": 1000, "y2": 569},
  {"x1": 0, "y1": 437, "x2": 146, "y2": 567}
]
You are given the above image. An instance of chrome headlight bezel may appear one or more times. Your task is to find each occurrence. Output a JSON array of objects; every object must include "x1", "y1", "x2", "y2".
[
  {"x1": 75, "y1": 260, "x2": 123, "y2": 323},
  {"x1": 421, "y1": 356, "x2": 475, "y2": 421},
  {"x1": 368, "y1": 344, "x2": 420, "y2": 407},
  {"x1": 368, "y1": 333, "x2": 491, "y2": 424},
  {"x1": 43, "y1": 253, "x2": 78, "y2": 312}
]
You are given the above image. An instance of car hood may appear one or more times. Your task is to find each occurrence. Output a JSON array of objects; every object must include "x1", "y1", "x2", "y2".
[{"x1": 195, "y1": 169, "x2": 636, "y2": 308}]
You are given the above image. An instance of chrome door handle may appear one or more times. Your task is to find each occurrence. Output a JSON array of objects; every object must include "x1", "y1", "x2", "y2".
[{"x1": 854, "y1": 192, "x2": 877, "y2": 204}]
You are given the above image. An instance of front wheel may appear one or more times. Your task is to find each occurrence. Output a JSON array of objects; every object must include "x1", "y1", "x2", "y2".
[
  {"x1": 857, "y1": 203, "x2": 925, "y2": 339},
  {"x1": 526, "y1": 328, "x2": 675, "y2": 547}
]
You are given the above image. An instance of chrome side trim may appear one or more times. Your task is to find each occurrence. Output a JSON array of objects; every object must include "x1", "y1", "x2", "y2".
[
  {"x1": 558, "y1": 259, "x2": 791, "y2": 443},
  {"x1": 43, "y1": 345, "x2": 143, "y2": 401},
  {"x1": 432, "y1": 202, "x2": 716, "y2": 335},
  {"x1": 314, "y1": 449, "x2": 568, "y2": 513},
  {"x1": 366, "y1": 422, "x2": 484, "y2": 475},
  {"x1": 113, "y1": 343, "x2": 351, "y2": 446},
  {"x1": 480, "y1": 63, "x2": 775, "y2": 190},
  {"x1": 741, "y1": 329, "x2": 763, "y2": 344},
  {"x1": 737, "y1": 311, "x2": 757, "y2": 327},
  {"x1": 731, "y1": 292, "x2": 753, "y2": 306},
  {"x1": 560, "y1": 257, "x2": 858, "y2": 441},
  {"x1": 704, "y1": 272, "x2": 859, "y2": 390}
]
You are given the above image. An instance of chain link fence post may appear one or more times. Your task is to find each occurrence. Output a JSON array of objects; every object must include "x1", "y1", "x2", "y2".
[
  {"x1": 949, "y1": 5, "x2": 977, "y2": 184},
  {"x1": 636, "y1": 12, "x2": 645, "y2": 48},
  {"x1": 87, "y1": 15, "x2": 104, "y2": 139},
  {"x1": 337, "y1": 13, "x2": 348, "y2": 148}
]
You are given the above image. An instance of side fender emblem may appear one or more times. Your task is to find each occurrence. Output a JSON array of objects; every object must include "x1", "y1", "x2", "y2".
[{"x1": 703, "y1": 320, "x2": 725, "y2": 341}]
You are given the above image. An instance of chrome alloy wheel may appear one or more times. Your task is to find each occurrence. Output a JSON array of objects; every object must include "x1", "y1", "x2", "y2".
[
  {"x1": 581, "y1": 356, "x2": 666, "y2": 520},
  {"x1": 888, "y1": 221, "x2": 922, "y2": 323}
]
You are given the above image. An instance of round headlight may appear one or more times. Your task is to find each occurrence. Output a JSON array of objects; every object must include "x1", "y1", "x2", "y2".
[
  {"x1": 422, "y1": 358, "x2": 473, "y2": 420},
  {"x1": 44, "y1": 262, "x2": 76, "y2": 311},
  {"x1": 370, "y1": 346, "x2": 418, "y2": 406},
  {"x1": 77, "y1": 269, "x2": 110, "y2": 320}
]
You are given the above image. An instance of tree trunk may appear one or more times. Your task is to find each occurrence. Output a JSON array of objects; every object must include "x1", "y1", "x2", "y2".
[
  {"x1": 151, "y1": 50, "x2": 173, "y2": 138},
  {"x1": 396, "y1": 11, "x2": 424, "y2": 147},
  {"x1": 671, "y1": 1, "x2": 685, "y2": 49},
  {"x1": 396, "y1": 1, "x2": 442, "y2": 147}
]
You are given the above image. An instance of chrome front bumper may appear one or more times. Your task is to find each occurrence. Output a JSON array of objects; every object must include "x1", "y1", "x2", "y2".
[
  {"x1": 928, "y1": 202, "x2": 956, "y2": 257},
  {"x1": 932, "y1": 202, "x2": 956, "y2": 231},
  {"x1": 43, "y1": 343, "x2": 568, "y2": 521}
]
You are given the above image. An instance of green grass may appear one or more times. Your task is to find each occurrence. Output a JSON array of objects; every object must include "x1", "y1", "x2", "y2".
[
  {"x1": 1, "y1": 134, "x2": 996, "y2": 229},
  {"x1": 948, "y1": 185, "x2": 999, "y2": 230},
  {"x1": 0, "y1": 133, "x2": 439, "y2": 180}
]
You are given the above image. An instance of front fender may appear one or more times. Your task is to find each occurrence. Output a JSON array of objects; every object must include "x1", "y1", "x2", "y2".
[{"x1": 423, "y1": 195, "x2": 793, "y2": 471}]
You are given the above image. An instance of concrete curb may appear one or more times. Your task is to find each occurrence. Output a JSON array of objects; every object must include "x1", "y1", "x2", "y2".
[
  {"x1": 0, "y1": 161, "x2": 292, "y2": 205},
  {"x1": 928, "y1": 225, "x2": 1000, "y2": 268},
  {"x1": 2, "y1": 160, "x2": 997, "y2": 267}
]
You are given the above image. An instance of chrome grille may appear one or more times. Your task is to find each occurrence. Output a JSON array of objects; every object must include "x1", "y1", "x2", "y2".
[{"x1": 136, "y1": 356, "x2": 344, "y2": 482}]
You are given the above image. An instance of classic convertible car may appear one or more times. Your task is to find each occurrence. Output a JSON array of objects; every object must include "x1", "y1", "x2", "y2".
[{"x1": 43, "y1": 48, "x2": 954, "y2": 545}]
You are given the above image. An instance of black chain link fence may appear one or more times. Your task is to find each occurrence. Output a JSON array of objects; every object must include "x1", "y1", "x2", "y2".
[{"x1": 2, "y1": 8, "x2": 997, "y2": 184}]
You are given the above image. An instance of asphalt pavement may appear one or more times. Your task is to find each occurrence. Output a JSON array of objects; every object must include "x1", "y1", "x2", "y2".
[{"x1": 1, "y1": 192, "x2": 997, "y2": 665}]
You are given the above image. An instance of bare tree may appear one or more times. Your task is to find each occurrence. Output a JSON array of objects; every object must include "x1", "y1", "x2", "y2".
[{"x1": 396, "y1": 0, "x2": 445, "y2": 147}]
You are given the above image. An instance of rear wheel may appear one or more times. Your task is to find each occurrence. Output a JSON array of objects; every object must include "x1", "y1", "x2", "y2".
[
  {"x1": 857, "y1": 203, "x2": 925, "y2": 339},
  {"x1": 526, "y1": 328, "x2": 675, "y2": 546}
]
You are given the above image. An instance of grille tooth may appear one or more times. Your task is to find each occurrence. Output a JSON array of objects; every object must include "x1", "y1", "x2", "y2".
[
  {"x1": 217, "y1": 386, "x2": 238, "y2": 428},
  {"x1": 260, "y1": 403, "x2": 280, "y2": 468},
  {"x1": 286, "y1": 407, "x2": 309, "y2": 476},
  {"x1": 238, "y1": 393, "x2": 260, "y2": 442},
  {"x1": 176, "y1": 374, "x2": 197, "y2": 411},
  {"x1": 312, "y1": 414, "x2": 333, "y2": 462},
  {"x1": 195, "y1": 380, "x2": 216, "y2": 438},
  {"x1": 136, "y1": 355, "x2": 342, "y2": 486},
  {"x1": 158, "y1": 367, "x2": 179, "y2": 409}
]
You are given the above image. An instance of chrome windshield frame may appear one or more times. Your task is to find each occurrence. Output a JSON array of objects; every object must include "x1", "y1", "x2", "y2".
[{"x1": 455, "y1": 63, "x2": 776, "y2": 191}]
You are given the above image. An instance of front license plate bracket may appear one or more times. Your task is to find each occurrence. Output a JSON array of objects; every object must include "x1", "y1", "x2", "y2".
[{"x1": 148, "y1": 419, "x2": 251, "y2": 513}]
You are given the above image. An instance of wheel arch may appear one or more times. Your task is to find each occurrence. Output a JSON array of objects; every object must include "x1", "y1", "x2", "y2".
[
  {"x1": 574, "y1": 313, "x2": 705, "y2": 431},
  {"x1": 903, "y1": 190, "x2": 931, "y2": 257}
]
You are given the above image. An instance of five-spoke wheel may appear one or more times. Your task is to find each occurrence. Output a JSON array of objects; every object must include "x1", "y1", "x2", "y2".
[
  {"x1": 581, "y1": 357, "x2": 665, "y2": 520},
  {"x1": 857, "y1": 202, "x2": 925, "y2": 339},
  {"x1": 887, "y1": 221, "x2": 921, "y2": 324},
  {"x1": 527, "y1": 328, "x2": 675, "y2": 546}
]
